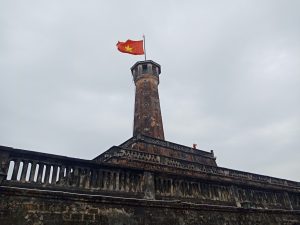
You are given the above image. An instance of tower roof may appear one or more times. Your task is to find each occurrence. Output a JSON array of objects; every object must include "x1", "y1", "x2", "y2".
[{"x1": 130, "y1": 60, "x2": 161, "y2": 75}]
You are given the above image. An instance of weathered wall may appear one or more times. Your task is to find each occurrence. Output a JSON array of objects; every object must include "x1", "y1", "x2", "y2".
[
  {"x1": 154, "y1": 174, "x2": 299, "y2": 210},
  {"x1": 114, "y1": 135, "x2": 217, "y2": 166},
  {"x1": 1, "y1": 186, "x2": 300, "y2": 225},
  {"x1": 1, "y1": 146, "x2": 300, "y2": 225}
]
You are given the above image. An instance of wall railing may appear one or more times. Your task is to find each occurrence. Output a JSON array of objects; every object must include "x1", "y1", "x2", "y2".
[
  {"x1": 0, "y1": 146, "x2": 144, "y2": 196},
  {"x1": 1, "y1": 145, "x2": 299, "y2": 210},
  {"x1": 96, "y1": 146, "x2": 300, "y2": 189}
]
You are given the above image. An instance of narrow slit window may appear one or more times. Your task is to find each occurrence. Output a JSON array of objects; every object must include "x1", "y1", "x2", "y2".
[{"x1": 142, "y1": 65, "x2": 147, "y2": 73}]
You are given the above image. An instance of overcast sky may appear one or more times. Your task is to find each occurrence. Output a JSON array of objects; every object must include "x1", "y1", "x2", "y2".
[{"x1": 1, "y1": 0, "x2": 299, "y2": 181}]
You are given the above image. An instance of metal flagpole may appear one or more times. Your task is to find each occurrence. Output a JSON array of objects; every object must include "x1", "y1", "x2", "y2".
[{"x1": 143, "y1": 34, "x2": 146, "y2": 61}]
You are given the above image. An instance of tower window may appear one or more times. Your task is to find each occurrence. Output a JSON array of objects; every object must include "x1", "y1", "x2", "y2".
[
  {"x1": 153, "y1": 66, "x2": 157, "y2": 75},
  {"x1": 142, "y1": 65, "x2": 147, "y2": 73}
]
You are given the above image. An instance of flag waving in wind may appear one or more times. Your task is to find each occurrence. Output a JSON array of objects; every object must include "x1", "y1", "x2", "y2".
[{"x1": 116, "y1": 39, "x2": 144, "y2": 55}]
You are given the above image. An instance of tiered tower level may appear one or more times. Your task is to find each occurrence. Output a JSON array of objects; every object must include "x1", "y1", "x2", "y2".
[{"x1": 0, "y1": 60, "x2": 299, "y2": 225}]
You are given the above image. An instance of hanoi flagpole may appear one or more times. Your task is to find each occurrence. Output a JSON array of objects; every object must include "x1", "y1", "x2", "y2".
[{"x1": 143, "y1": 34, "x2": 146, "y2": 61}]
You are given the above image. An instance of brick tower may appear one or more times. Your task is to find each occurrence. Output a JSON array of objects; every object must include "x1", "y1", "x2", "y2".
[{"x1": 131, "y1": 60, "x2": 165, "y2": 140}]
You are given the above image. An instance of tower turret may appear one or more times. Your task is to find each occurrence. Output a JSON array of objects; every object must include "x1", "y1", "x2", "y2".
[{"x1": 131, "y1": 60, "x2": 165, "y2": 140}]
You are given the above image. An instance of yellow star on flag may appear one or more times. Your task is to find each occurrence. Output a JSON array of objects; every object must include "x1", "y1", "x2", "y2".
[
  {"x1": 116, "y1": 40, "x2": 144, "y2": 55},
  {"x1": 125, "y1": 45, "x2": 133, "y2": 52}
]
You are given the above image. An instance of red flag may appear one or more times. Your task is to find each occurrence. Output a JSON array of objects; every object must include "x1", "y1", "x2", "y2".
[{"x1": 116, "y1": 40, "x2": 144, "y2": 55}]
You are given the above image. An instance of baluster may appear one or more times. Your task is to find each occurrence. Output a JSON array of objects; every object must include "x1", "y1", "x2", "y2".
[
  {"x1": 188, "y1": 182, "x2": 192, "y2": 196},
  {"x1": 95, "y1": 170, "x2": 100, "y2": 188},
  {"x1": 102, "y1": 171, "x2": 107, "y2": 190},
  {"x1": 90, "y1": 169, "x2": 97, "y2": 188},
  {"x1": 72, "y1": 167, "x2": 80, "y2": 187},
  {"x1": 11, "y1": 160, "x2": 20, "y2": 181},
  {"x1": 65, "y1": 166, "x2": 71, "y2": 186},
  {"x1": 125, "y1": 172, "x2": 130, "y2": 192},
  {"x1": 84, "y1": 168, "x2": 91, "y2": 189},
  {"x1": 118, "y1": 173, "x2": 122, "y2": 190},
  {"x1": 59, "y1": 166, "x2": 66, "y2": 185},
  {"x1": 112, "y1": 172, "x2": 116, "y2": 190},
  {"x1": 138, "y1": 174, "x2": 143, "y2": 192},
  {"x1": 94, "y1": 170, "x2": 99, "y2": 188},
  {"x1": 109, "y1": 172, "x2": 113, "y2": 190},
  {"x1": 36, "y1": 164, "x2": 44, "y2": 184},
  {"x1": 197, "y1": 183, "x2": 201, "y2": 197},
  {"x1": 29, "y1": 162, "x2": 37, "y2": 182},
  {"x1": 180, "y1": 181, "x2": 184, "y2": 196},
  {"x1": 131, "y1": 174, "x2": 135, "y2": 192},
  {"x1": 161, "y1": 179, "x2": 165, "y2": 194},
  {"x1": 20, "y1": 161, "x2": 29, "y2": 182},
  {"x1": 79, "y1": 168, "x2": 85, "y2": 188},
  {"x1": 115, "y1": 172, "x2": 120, "y2": 191},
  {"x1": 44, "y1": 164, "x2": 51, "y2": 184},
  {"x1": 69, "y1": 167, "x2": 75, "y2": 186},
  {"x1": 185, "y1": 182, "x2": 188, "y2": 196},
  {"x1": 51, "y1": 165, "x2": 58, "y2": 184},
  {"x1": 69, "y1": 167, "x2": 74, "y2": 186},
  {"x1": 97, "y1": 170, "x2": 103, "y2": 189},
  {"x1": 169, "y1": 179, "x2": 173, "y2": 195},
  {"x1": 89, "y1": 169, "x2": 94, "y2": 188},
  {"x1": 119, "y1": 172, "x2": 124, "y2": 191},
  {"x1": 135, "y1": 174, "x2": 140, "y2": 192},
  {"x1": 94, "y1": 170, "x2": 99, "y2": 189}
]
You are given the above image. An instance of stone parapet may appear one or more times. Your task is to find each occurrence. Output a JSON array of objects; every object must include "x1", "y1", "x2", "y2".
[
  {"x1": 1, "y1": 145, "x2": 299, "y2": 211},
  {"x1": 0, "y1": 185, "x2": 299, "y2": 225}
]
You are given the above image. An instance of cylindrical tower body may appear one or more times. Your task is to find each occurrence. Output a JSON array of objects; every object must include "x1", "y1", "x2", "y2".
[{"x1": 131, "y1": 60, "x2": 164, "y2": 140}]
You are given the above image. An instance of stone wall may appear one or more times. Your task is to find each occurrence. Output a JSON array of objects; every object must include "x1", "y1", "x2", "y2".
[
  {"x1": 1, "y1": 186, "x2": 300, "y2": 225},
  {"x1": 1, "y1": 145, "x2": 300, "y2": 224},
  {"x1": 155, "y1": 174, "x2": 297, "y2": 210},
  {"x1": 114, "y1": 134, "x2": 217, "y2": 166}
]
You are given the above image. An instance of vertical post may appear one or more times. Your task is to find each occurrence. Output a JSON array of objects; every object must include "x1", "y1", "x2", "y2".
[
  {"x1": 0, "y1": 151, "x2": 10, "y2": 184},
  {"x1": 143, "y1": 34, "x2": 146, "y2": 61},
  {"x1": 143, "y1": 171, "x2": 155, "y2": 199}
]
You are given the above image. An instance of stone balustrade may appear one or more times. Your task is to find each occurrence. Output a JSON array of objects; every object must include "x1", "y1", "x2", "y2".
[
  {"x1": 97, "y1": 146, "x2": 299, "y2": 189},
  {"x1": 0, "y1": 146, "x2": 144, "y2": 197},
  {"x1": 1, "y1": 145, "x2": 299, "y2": 210}
]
